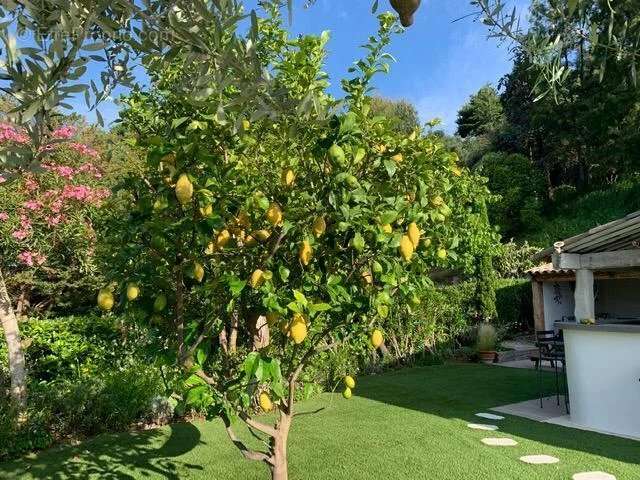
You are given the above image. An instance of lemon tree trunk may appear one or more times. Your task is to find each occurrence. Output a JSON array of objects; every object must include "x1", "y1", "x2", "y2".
[
  {"x1": 0, "y1": 267, "x2": 27, "y2": 405},
  {"x1": 271, "y1": 414, "x2": 291, "y2": 480}
]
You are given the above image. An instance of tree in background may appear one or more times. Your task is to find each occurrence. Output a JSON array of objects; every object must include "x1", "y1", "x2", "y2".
[
  {"x1": 456, "y1": 85, "x2": 504, "y2": 139},
  {"x1": 370, "y1": 96, "x2": 420, "y2": 135},
  {"x1": 478, "y1": 152, "x2": 545, "y2": 239}
]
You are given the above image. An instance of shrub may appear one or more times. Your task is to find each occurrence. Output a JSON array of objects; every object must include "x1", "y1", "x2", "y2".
[
  {"x1": 0, "y1": 364, "x2": 166, "y2": 460},
  {"x1": 495, "y1": 278, "x2": 533, "y2": 333},
  {"x1": 0, "y1": 315, "x2": 157, "y2": 382},
  {"x1": 476, "y1": 324, "x2": 497, "y2": 351},
  {"x1": 494, "y1": 241, "x2": 541, "y2": 278}
]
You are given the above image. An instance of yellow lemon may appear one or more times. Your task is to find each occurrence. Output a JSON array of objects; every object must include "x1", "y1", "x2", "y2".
[
  {"x1": 344, "y1": 376, "x2": 356, "y2": 389},
  {"x1": 399, "y1": 235, "x2": 414, "y2": 262},
  {"x1": 437, "y1": 248, "x2": 448, "y2": 260},
  {"x1": 205, "y1": 242, "x2": 215, "y2": 255},
  {"x1": 236, "y1": 211, "x2": 251, "y2": 228},
  {"x1": 266, "y1": 203, "x2": 283, "y2": 226},
  {"x1": 216, "y1": 229, "x2": 231, "y2": 249},
  {"x1": 244, "y1": 235, "x2": 257, "y2": 247},
  {"x1": 97, "y1": 288, "x2": 114, "y2": 311},
  {"x1": 391, "y1": 153, "x2": 403, "y2": 163},
  {"x1": 126, "y1": 283, "x2": 140, "y2": 301},
  {"x1": 193, "y1": 262, "x2": 205, "y2": 283},
  {"x1": 289, "y1": 313, "x2": 308, "y2": 344},
  {"x1": 374, "y1": 144, "x2": 387, "y2": 154},
  {"x1": 253, "y1": 229, "x2": 271, "y2": 242},
  {"x1": 342, "y1": 387, "x2": 352, "y2": 399},
  {"x1": 431, "y1": 195, "x2": 444, "y2": 207},
  {"x1": 371, "y1": 329, "x2": 384, "y2": 348},
  {"x1": 299, "y1": 240, "x2": 312, "y2": 266},
  {"x1": 381, "y1": 223, "x2": 393, "y2": 234},
  {"x1": 242, "y1": 119, "x2": 251, "y2": 131},
  {"x1": 407, "y1": 222, "x2": 420, "y2": 248},
  {"x1": 452, "y1": 165, "x2": 462, "y2": 176},
  {"x1": 250, "y1": 269, "x2": 265, "y2": 289},
  {"x1": 259, "y1": 392, "x2": 273, "y2": 412},
  {"x1": 199, "y1": 204, "x2": 213, "y2": 217},
  {"x1": 175, "y1": 174, "x2": 193, "y2": 205},
  {"x1": 312, "y1": 216, "x2": 326, "y2": 237},
  {"x1": 423, "y1": 237, "x2": 432, "y2": 248},
  {"x1": 282, "y1": 168, "x2": 295, "y2": 186}
]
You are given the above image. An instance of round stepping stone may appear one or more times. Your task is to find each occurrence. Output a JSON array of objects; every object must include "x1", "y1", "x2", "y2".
[
  {"x1": 476, "y1": 412, "x2": 505, "y2": 421},
  {"x1": 481, "y1": 437, "x2": 518, "y2": 446},
  {"x1": 519, "y1": 455, "x2": 560, "y2": 465},
  {"x1": 572, "y1": 473, "x2": 617, "y2": 480},
  {"x1": 467, "y1": 423, "x2": 498, "y2": 431}
]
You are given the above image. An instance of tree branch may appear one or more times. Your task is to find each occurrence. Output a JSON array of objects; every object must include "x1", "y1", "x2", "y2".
[{"x1": 223, "y1": 416, "x2": 273, "y2": 465}]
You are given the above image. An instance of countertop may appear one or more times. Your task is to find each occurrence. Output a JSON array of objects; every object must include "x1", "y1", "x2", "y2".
[{"x1": 556, "y1": 321, "x2": 640, "y2": 334}]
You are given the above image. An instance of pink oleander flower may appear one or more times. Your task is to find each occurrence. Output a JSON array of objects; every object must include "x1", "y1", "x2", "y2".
[
  {"x1": 19, "y1": 214, "x2": 32, "y2": 230},
  {"x1": 24, "y1": 177, "x2": 39, "y2": 192},
  {"x1": 77, "y1": 162, "x2": 103, "y2": 179},
  {"x1": 69, "y1": 142, "x2": 99, "y2": 158},
  {"x1": 0, "y1": 175, "x2": 5, "y2": 183},
  {"x1": 51, "y1": 125, "x2": 77, "y2": 139},
  {"x1": 0, "y1": 123, "x2": 29, "y2": 144},
  {"x1": 43, "y1": 163, "x2": 76, "y2": 180},
  {"x1": 17, "y1": 250, "x2": 47, "y2": 267},
  {"x1": 46, "y1": 214, "x2": 64, "y2": 227},
  {"x1": 12, "y1": 229, "x2": 30, "y2": 241},
  {"x1": 0, "y1": 212, "x2": 8, "y2": 221},
  {"x1": 23, "y1": 199, "x2": 43, "y2": 211}
]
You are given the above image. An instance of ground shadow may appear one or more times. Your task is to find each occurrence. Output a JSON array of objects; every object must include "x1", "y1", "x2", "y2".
[
  {"x1": 355, "y1": 363, "x2": 640, "y2": 466},
  {"x1": 0, "y1": 421, "x2": 204, "y2": 479}
]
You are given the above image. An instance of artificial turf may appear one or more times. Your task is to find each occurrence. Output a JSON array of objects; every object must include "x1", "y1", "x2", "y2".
[{"x1": 1, "y1": 363, "x2": 638, "y2": 479}]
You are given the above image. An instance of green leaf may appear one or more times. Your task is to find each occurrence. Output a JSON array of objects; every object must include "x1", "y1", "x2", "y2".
[
  {"x1": 309, "y1": 303, "x2": 331, "y2": 315},
  {"x1": 171, "y1": 117, "x2": 189, "y2": 129},
  {"x1": 383, "y1": 159, "x2": 397, "y2": 178},
  {"x1": 293, "y1": 290, "x2": 308, "y2": 305},
  {"x1": 279, "y1": 266, "x2": 290, "y2": 282}
]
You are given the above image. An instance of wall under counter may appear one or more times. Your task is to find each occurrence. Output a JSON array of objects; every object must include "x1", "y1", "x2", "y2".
[{"x1": 559, "y1": 322, "x2": 640, "y2": 440}]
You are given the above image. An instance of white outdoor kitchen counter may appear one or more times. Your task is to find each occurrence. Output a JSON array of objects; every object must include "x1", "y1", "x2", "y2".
[{"x1": 557, "y1": 322, "x2": 640, "y2": 440}]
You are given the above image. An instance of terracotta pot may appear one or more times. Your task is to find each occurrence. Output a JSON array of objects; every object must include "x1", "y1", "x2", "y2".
[
  {"x1": 479, "y1": 351, "x2": 496, "y2": 364},
  {"x1": 390, "y1": 0, "x2": 421, "y2": 27}
]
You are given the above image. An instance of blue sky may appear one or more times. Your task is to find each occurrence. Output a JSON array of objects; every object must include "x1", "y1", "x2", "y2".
[{"x1": 85, "y1": 0, "x2": 529, "y2": 133}]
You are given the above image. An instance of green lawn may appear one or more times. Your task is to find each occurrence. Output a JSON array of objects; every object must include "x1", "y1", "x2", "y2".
[{"x1": 1, "y1": 364, "x2": 638, "y2": 479}]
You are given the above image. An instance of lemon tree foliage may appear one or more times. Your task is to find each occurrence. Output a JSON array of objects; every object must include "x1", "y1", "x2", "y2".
[{"x1": 102, "y1": 5, "x2": 497, "y2": 479}]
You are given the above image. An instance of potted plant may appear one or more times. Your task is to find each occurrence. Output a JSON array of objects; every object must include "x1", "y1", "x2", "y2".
[{"x1": 477, "y1": 323, "x2": 498, "y2": 364}]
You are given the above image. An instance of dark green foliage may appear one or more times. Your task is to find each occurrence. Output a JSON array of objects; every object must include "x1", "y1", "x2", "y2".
[
  {"x1": 479, "y1": 152, "x2": 545, "y2": 238},
  {"x1": 495, "y1": 279, "x2": 533, "y2": 333},
  {"x1": 523, "y1": 175, "x2": 640, "y2": 246}
]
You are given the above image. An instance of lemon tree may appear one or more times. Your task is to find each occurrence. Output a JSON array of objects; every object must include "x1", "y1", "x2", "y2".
[{"x1": 103, "y1": 5, "x2": 497, "y2": 480}]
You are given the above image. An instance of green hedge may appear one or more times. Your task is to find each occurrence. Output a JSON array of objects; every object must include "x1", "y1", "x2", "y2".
[{"x1": 495, "y1": 278, "x2": 532, "y2": 333}]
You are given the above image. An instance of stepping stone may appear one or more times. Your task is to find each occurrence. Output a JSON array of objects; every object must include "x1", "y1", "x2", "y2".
[
  {"x1": 476, "y1": 412, "x2": 505, "y2": 421},
  {"x1": 519, "y1": 455, "x2": 560, "y2": 465},
  {"x1": 467, "y1": 423, "x2": 498, "y2": 431},
  {"x1": 572, "y1": 473, "x2": 617, "y2": 480},
  {"x1": 481, "y1": 437, "x2": 518, "y2": 446}
]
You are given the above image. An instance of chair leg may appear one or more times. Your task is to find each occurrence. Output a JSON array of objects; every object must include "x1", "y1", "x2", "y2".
[
  {"x1": 555, "y1": 359, "x2": 560, "y2": 406},
  {"x1": 539, "y1": 358, "x2": 543, "y2": 408}
]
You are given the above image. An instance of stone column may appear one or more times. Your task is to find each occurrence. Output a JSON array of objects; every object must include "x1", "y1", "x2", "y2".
[{"x1": 574, "y1": 269, "x2": 595, "y2": 321}]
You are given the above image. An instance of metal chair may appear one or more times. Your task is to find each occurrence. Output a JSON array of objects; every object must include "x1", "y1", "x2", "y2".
[{"x1": 535, "y1": 329, "x2": 569, "y2": 413}]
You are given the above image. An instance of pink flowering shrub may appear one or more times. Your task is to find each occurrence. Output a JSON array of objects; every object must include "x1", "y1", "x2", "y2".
[{"x1": 0, "y1": 122, "x2": 114, "y2": 314}]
